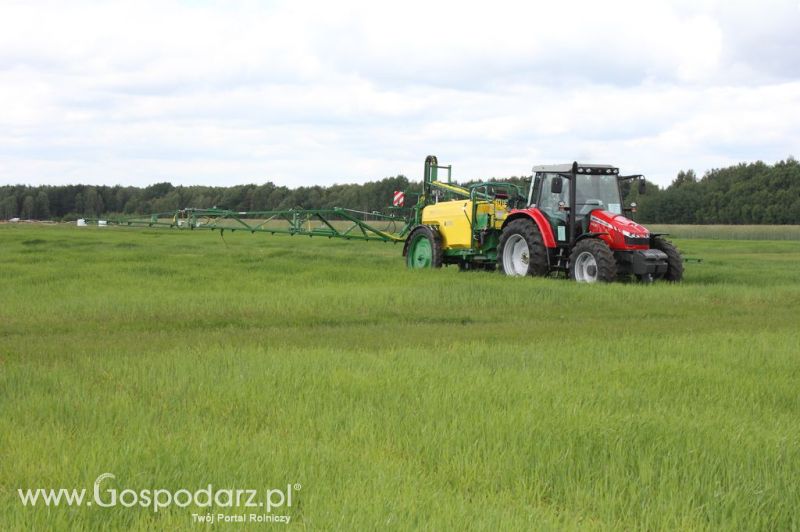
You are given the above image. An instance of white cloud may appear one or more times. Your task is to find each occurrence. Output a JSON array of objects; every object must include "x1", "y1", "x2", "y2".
[{"x1": 0, "y1": 0, "x2": 798, "y2": 188}]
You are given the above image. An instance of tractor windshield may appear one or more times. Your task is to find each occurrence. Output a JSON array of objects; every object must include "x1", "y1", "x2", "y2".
[{"x1": 574, "y1": 174, "x2": 622, "y2": 216}]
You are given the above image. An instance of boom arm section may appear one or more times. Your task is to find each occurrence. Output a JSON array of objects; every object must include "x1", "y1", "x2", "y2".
[{"x1": 85, "y1": 207, "x2": 411, "y2": 243}]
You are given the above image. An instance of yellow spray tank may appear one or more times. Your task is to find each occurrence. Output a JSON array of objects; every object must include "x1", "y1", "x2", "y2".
[
  {"x1": 421, "y1": 198, "x2": 507, "y2": 249},
  {"x1": 403, "y1": 155, "x2": 525, "y2": 270}
]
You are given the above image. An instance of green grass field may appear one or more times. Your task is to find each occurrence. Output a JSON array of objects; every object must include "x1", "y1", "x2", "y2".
[
  {"x1": 648, "y1": 224, "x2": 800, "y2": 240},
  {"x1": 1, "y1": 224, "x2": 799, "y2": 530}
]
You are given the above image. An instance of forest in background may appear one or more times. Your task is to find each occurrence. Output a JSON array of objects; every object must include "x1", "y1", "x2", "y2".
[{"x1": 1, "y1": 158, "x2": 797, "y2": 224}]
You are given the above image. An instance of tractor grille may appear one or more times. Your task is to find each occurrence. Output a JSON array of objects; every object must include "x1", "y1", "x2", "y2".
[{"x1": 624, "y1": 235, "x2": 650, "y2": 246}]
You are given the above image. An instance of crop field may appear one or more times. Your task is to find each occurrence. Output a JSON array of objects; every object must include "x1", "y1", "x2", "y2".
[
  {"x1": 1, "y1": 224, "x2": 799, "y2": 530},
  {"x1": 648, "y1": 224, "x2": 800, "y2": 240}
]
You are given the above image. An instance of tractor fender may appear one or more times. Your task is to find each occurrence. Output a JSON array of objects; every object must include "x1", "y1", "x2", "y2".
[
  {"x1": 576, "y1": 231, "x2": 612, "y2": 248},
  {"x1": 501, "y1": 209, "x2": 556, "y2": 248},
  {"x1": 576, "y1": 232, "x2": 609, "y2": 242}
]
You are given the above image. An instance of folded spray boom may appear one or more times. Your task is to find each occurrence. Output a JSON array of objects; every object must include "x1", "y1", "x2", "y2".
[{"x1": 82, "y1": 207, "x2": 412, "y2": 243}]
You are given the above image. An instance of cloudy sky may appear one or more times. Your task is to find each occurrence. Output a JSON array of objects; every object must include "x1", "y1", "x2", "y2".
[{"x1": 1, "y1": 0, "x2": 798, "y2": 188}]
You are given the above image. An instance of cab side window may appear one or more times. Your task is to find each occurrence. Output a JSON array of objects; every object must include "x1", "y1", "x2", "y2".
[
  {"x1": 538, "y1": 173, "x2": 569, "y2": 215},
  {"x1": 529, "y1": 175, "x2": 541, "y2": 206}
]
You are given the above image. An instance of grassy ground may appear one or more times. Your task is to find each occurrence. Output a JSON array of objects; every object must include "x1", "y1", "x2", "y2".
[{"x1": 1, "y1": 224, "x2": 799, "y2": 530}]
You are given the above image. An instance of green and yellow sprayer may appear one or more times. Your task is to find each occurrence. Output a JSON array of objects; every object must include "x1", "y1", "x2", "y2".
[{"x1": 84, "y1": 156, "x2": 684, "y2": 283}]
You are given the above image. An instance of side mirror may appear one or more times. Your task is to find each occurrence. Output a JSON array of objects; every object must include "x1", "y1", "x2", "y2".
[
  {"x1": 551, "y1": 177, "x2": 563, "y2": 194},
  {"x1": 638, "y1": 178, "x2": 646, "y2": 195}
]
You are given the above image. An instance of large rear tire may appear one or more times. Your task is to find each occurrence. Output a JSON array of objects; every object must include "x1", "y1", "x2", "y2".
[
  {"x1": 403, "y1": 226, "x2": 443, "y2": 269},
  {"x1": 651, "y1": 236, "x2": 683, "y2": 282},
  {"x1": 497, "y1": 219, "x2": 549, "y2": 277},
  {"x1": 569, "y1": 238, "x2": 616, "y2": 283}
]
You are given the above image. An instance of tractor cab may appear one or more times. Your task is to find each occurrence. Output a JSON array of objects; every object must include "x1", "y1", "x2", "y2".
[{"x1": 529, "y1": 163, "x2": 637, "y2": 244}]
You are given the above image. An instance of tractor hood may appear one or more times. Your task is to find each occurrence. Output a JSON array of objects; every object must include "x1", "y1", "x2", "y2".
[{"x1": 588, "y1": 210, "x2": 650, "y2": 248}]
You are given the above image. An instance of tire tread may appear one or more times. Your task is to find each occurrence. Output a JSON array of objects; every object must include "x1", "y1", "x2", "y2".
[
  {"x1": 497, "y1": 219, "x2": 549, "y2": 276},
  {"x1": 568, "y1": 238, "x2": 616, "y2": 282}
]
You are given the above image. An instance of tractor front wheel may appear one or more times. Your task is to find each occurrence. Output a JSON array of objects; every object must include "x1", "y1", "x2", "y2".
[
  {"x1": 497, "y1": 219, "x2": 549, "y2": 277},
  {"x1": 404, "y1": 226, "x2": 443, "y2": 269},
  {"x1": 651, "y1": 236, "x2": 683, "y2": 282},
  {"x1": 569, "y1": 238, "x2": 616, "y2": 283}
]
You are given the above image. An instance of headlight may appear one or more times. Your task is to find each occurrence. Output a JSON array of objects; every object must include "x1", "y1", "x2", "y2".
[{"x1": 621, "y1": 229, "x2": 648, "y2": 238}]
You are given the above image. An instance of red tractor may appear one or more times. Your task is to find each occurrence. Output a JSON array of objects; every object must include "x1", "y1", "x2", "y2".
[{"x1": 497, "y1": 162, "x2": 683, "y2": 282}]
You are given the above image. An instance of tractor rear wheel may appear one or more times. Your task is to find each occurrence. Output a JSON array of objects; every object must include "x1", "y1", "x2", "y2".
[
  {"x1": 497, "y1": 219, "x2": 549, "y2": 277},
  {"x1": 569, "y1": 238, "x2": 616, "y2": 283},
  {"x1": 404, "y1": 226, "x2": 443, "y2": 269},
  {"x1": 651, "y1": 236, "x2": 683, "y2": 282}
]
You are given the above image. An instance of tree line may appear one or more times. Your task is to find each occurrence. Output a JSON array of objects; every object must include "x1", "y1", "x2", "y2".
[
  {"x1": 0, "y1": 176, "x2": 412, "y2": 221},
  {"x1": 0, "y1": 158, "x2": 797, "y2": 224},
  {"x1": 632, "y1": 158, "x2": 800, "y2": 224}
]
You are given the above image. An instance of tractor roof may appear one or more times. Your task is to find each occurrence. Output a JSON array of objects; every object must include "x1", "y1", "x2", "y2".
[{"x1": 532, "y1": 163, "x2": 618, "y2": 175}]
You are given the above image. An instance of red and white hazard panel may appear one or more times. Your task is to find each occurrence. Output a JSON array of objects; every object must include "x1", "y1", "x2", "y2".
[{"x1": 392, "y1": 191, "x2": 405, "y2": 207}]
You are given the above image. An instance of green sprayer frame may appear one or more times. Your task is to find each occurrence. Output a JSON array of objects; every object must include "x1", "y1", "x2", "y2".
[{"x1": 92, "y1": 207, "x2": 412, "y2": 243}]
